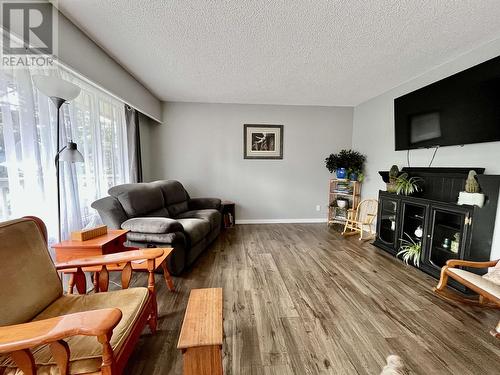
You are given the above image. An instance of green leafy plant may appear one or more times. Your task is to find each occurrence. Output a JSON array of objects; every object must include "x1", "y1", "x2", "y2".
[
  {"x1": 395, "y1": 173, "x2": 423, "y2": 196},
  {"x1": 397, "y1": 233, "x2": 421, "y2": 267},
  {"x1": 325, "y1": 149, "x2": 366, "y2": 174}
]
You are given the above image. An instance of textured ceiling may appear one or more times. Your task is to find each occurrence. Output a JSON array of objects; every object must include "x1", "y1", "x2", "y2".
[{"x1": 57, "y1": 1, "x2": 500, "y2": 106}]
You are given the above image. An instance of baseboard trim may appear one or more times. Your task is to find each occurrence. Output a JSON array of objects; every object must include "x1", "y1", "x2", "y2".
[{"x1": 235, "y1": 218, "x2": 328, "y2": 224}]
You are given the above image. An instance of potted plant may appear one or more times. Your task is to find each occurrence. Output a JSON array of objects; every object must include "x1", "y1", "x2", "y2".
[
  {"x1": 395, "y1": 173, "x2": 423, "y2": 196},
  {"x1": 397, "y1": 233, "x2": 422, "y2": 267},
  {"x1": 325, "y1": 149, "x2": 366, "y2": 180},
  {"x1": 386, "y1": 165, "x2": 400, "y2": 192},
  {"x1": 325, "y1": 152, "x2": 347, "y2": 178},
  {"x1": 457, "y1": 170, "x2": 485, "y2": 207}
]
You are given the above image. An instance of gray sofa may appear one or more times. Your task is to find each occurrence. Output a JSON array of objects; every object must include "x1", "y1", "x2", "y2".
[{"x1": 91, "y1": 180, "x2": 222, "y2": 276}]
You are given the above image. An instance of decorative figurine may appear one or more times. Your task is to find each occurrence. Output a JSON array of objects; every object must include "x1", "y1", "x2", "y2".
[{"x1": 414, "y1": 226, "x2": 423, "y2": 238}]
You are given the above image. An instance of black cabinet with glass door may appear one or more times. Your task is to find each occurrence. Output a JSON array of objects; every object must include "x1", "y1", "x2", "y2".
[
  {"x1": 420, "y1": 205, "x2": 473, "y2": 279},
  {"x1": 374, "y1": 194, "x2": 400, "y2": 255},
  {"x1": 374, "y1": 190, "x2": 496, "y2": 291},
  {"x1": 374, "y1": 168, "x2": 500, "y2": 291},
  {"x1": 399, "y1": 200, "x2": 428, "y2": 262}
]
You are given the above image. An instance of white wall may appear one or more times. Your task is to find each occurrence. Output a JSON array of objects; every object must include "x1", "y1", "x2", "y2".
[
  {"x1": 352, "y1": 38, "x2": 500, "y2": 260},
  {"x1": 148, "y1": 102, "x2": 353, "y2": 222}
]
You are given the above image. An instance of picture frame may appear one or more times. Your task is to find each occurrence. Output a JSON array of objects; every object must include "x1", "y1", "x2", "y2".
[{"x1": 243, "y1": 124, "x2": 283, "y2": 159}]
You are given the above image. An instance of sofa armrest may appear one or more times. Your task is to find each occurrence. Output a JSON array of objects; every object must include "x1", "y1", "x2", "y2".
[
  {"x1": 91, "y1": 196, "x2": 128, "y2": 229},
  {"x1": 188, "y1": 198, "x2": 221, "y2": 211},
  {"x1": 121, "y1": 217, "x2": 183, "y2": 234},
  {"x1": 0, "y1": 309, "x2": 122, "y2": 353}
]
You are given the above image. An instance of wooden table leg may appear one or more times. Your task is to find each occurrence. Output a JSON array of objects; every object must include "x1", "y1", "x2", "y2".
[
  {"x1": 74, "y1": 268, "x2": 87, "y2": 295},
  {"x1": 93, "y1": 272, "x2": 100, "y2": 293},
  {"x1": 161, "y1": 261, "x2": 175, "y2": 292},
  {"x1": 68, "y1": 273, "x2": 75, "y2": 295}
]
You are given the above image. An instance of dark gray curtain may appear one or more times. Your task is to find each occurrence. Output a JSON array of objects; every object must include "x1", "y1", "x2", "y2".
[{"x1": 125, "y1": 105, "x2": 143, "y2": 182}]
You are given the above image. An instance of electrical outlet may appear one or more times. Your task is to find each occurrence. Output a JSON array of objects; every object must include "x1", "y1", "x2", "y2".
[{"x1": 316, "y1": 205, "x2": 321, "y2": 211}]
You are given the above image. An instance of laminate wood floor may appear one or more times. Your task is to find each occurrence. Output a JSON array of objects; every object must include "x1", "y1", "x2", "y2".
[{"x1": 123, "y1": 224, "x2": 500, "y2": 374}]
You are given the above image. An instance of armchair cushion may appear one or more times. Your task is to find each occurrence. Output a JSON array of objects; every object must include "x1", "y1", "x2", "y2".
[
  {"x1": 448, "y1": 268, "x2": 500, "y2": 299},
  {"x1": 121, "y1": 217, "x2": 183, "y2": 234},
  {"x1": 483, "y1": 267, "x2": 500, "y2": 285},
  {"x1": 188, "y1": 198, "x2": 221, "y2": 211},
  {"x1": 0, "y1": 287, "x2": 149, "y2": 374},
  {"x1": 0, "y1": 219, "x2": 62, "y2": 327},
  {"x1": 176, "y1": 209, "x2": 221, "y2": 231}
]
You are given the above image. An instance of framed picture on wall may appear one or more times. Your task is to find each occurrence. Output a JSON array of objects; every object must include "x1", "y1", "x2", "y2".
[{"x1": 243, "y1": 124, "x2": 283, "y2": 159}]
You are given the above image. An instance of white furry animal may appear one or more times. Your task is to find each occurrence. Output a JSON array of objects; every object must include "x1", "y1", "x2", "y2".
[{"x1": 380, "y1": 355, "x2": 409, "y2": 375}]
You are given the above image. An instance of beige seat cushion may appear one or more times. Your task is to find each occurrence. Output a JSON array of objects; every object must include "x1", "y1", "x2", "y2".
[
  {"x1": 482, "y1": 262, "x2": 500, "y2": 285},
  {"x1": 0, "y1": 287, "x2": 149, "y2": 375},
  {"x1": 448, "y1": 268, "x2": 500, "y2": 300}
]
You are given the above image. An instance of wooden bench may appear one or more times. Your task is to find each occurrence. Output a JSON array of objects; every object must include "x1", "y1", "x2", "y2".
[{"x1": 177, "y1": 288, "x2": 223, "y2": 375}]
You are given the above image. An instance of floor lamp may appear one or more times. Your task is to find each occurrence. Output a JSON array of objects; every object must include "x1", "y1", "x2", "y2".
[{"x1": 33, "y1": 75, "x2": 83, "y2": 241}]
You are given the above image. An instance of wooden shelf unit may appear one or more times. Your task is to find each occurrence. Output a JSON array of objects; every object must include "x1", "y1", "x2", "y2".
[{"x1": 328, "y1": 179, "x2": 361, "y2": 225}]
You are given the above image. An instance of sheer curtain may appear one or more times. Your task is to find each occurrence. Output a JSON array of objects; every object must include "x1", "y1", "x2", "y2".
[{"x1": 0, "y1": 65, "x2": 130, "y2": 245}]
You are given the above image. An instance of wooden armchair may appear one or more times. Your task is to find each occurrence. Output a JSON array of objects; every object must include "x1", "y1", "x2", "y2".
[
  {"x1": 342, "y1": 199, "x2": 378, "y2": 240},
  {"x1": 0, "y1": 217, "x2": 164, "y2": 374},
  {"x1": 434, "y1": 258, "x2": 500, "y2": 339}
]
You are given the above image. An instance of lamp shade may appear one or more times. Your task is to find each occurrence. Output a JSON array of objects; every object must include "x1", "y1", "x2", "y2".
[
  {"x1": 59, "y1": 141, "x2": 84, "y2": 163},
  {"x1": 32, "y1": 75, "x2": 81, "y2": 102}
]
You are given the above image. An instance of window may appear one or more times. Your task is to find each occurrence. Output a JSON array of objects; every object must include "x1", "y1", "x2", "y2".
[{"x1": 0, "y1": 66, "x2": 129, "y2": 244}]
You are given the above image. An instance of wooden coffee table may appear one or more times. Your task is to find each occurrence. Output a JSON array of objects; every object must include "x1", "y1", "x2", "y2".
[{"x1": 53, "y1": 230, "x2": 175, "y2": 293}]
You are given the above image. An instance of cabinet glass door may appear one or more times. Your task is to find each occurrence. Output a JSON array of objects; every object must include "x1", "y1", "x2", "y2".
[
  {"x1": 428, "y1": 208, "x2": 468, "y2": 269},
  {"x1": 378, "y1": 198, "x2": 399, "y2": 247},
  {"x1": 400, "y1": 202, "x2": 426, "y2": 248}
]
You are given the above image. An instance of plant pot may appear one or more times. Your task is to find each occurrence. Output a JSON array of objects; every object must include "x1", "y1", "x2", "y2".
[
  {"x1": 386, "y1": 182, "x2": 397, "y2": 193},
  {"x1": 336, "y1": 168, "x2": 347, "y2": 179},
  {"x1": 349, "y1": 172, "x2": 358, "y2": 181},
  {"x1": 337, "y1": 199, "x2": 347, "y2": 209}
]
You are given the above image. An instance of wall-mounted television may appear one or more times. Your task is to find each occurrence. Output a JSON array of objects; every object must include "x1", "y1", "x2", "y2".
[{"x1": 394, "y1": 55, "x2": 500, "y2": 150}]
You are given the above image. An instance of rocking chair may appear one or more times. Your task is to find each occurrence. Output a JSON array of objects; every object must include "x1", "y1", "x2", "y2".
[
  {"x1": 342, "y1": 199, "x2": 378, "y2": 240},
  {"x1": 434, "y1": 258, "x2": 500, "y2": 339}
]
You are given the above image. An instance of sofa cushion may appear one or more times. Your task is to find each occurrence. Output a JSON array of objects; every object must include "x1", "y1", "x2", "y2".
[
  {"x1": 152, "y1": 180, "x2": 189, "y2": 216},
  {"x1": 176, "y1": 218, "x2": 210, "y2": 244},
  {"x1": 127, "y1": 231, "x2": 186, "y2": 245},
  {"x1": 122, "y1": 217, "x2": 183, "y2": 234},
  {"x1": 177, "y1": 209, "x2": 221, "y2": 231},
  {"x1": 448, "y1": 268, "x2": 500, "y2": 299},
  {"x1": 0, "y1": 218, "x2": 62, "y2": 327},
  {"x1": 168, "y1": 201, "x2": 189, "y2": 217},
  {"x1": 188, "y1": 198, "x2": 222, "y2": 211},
  {"x1": 0, "y1": 288, "x2": 149, "y2": 374},
  {"x1": 109, "y1": 183, "x2": 169, "y2": 218}
]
